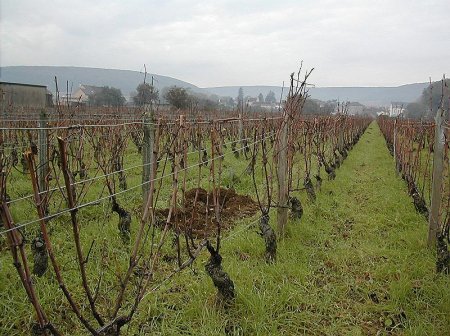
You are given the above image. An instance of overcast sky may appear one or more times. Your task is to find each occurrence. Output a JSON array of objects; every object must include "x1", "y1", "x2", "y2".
[{"x1": 1, "y1": 0, "x2": 449, "y2": 88}]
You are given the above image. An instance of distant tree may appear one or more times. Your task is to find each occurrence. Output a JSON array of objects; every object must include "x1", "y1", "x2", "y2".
[
  {"x1": 164, "y1": 86, "x2": 191, "y2": 109},
  {"x1": 258, "y1": 93, "x2": 264, "y2": 103},
  {"x1": 197, "y1": 98, "x2": 219, "y2": 111},
  {"x1": 89, "y1": 86, "x2": 126, "y2": 107},
  {"x1": 220, "y1": 96, "x2": 235, "y2": 107},
  {"x1": 210, "y1": 93, "x2": 220, "y2": 101},
  {"x1": 362, "y1": 106, "x2": 381, "y2": 118},
  {"x1": 188, "y1": 92, "x2": 220, "y2": 112},
  {"x1": 265, "y1": 90, "x2": 276, "y2": 104},
  {"x1": 302, "y1": 99, "x2": 321, "y2": 115},
  {"x1": 420, "y1": 79, "x2": 449, "y2": 118},
  {"x1": 237, "y1": 87, "x2": 244, "y2": 101},
  {"x1": 406, "y1": 102, "x2": 426, "y2": 119},
  {"x1": 133, "y1": 83, "x2": 159, "y2": 106},
  {"x1": 321, "y1": 100, "x2": 337, "y2": 115},
  {"x1": 237, "y1": 87, "x2": 244, "y2": 104}
]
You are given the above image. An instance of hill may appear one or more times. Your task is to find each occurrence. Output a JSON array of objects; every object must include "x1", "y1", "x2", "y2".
[
  {"x1": 0, "y1": 66, "x2": 201, "y2": 99},
  {"x1": 205, "y1": 83, "x2": 428, "y2": 106},
  {"x1": 0, "y1": 66, "x2": 427, "y2": 105}
]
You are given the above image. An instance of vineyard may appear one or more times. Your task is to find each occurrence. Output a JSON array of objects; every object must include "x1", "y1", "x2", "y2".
[
  {"x1": 0, "y1": 74, "x2": 449, "y2": 336},
  {"x1": 378, "y1": 115, "x2": 450, "y2": 251}
]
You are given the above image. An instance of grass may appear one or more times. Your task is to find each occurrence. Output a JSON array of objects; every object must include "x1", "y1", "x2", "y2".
[
  {"x1": 128, "y1": 122, "x2": 450, "y2": 335},
  {"x1": 1, "y1": 121, "x2": 449, "y2": 335}
]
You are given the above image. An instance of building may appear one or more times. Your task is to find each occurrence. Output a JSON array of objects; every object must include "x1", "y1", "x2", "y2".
[
  {"x1": 347, "y1": 102, "x2": 365, "y2": 115},
  {"x1": 389, "y1": 102, "x2": 406, "y2": 117},
  {"x1": 245, "y1": 97, "x2": 258, "y2": 107},
  {"x1": 332, "y1": 101, "x2": 365, "y2": 115},
  {"x1": 61, "y1": 84, "x2": 104, "y2": 106},
  {"x1": 0, "y1": 81, "x2": 52, "y2": 108}
]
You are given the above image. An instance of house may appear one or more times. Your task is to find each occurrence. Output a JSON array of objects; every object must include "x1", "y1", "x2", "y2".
[
  {"x1": 333, "y1": 101, "x2": 365, "y2": 115},
  {"x1": 62, "y1": 84, "x2": 104, "y2": 105},
  {"x1": 0, "y1": 81, "x2": 52, "y2": 108},
  {"x1": 389, "y1": 102, "x2": 406, "y2": 117},
  {"x1": 245, "y1": 97, "x2": 258, "y2": 107},
  {"x1": 347, "y1": 102, "x2": 365, "y2": 115}
]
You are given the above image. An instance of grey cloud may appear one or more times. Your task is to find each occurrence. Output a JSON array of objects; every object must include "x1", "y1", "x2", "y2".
[{"x1": 1, "y1": 0, "x2": 449, "y2": 87}]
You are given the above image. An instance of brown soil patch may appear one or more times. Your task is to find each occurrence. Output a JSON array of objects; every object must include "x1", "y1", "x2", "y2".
[{"x1": 156, "y1": 188, "x2": 259, "y2": 237}]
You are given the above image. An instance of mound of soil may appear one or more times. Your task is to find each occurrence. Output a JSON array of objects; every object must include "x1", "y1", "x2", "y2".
[{"x1": 156, "y1": 188, "x2": 259, "y2": 237}]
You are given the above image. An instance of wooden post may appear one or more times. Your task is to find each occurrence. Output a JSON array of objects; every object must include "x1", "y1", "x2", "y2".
[
  {"x1": 238, "y1": 113, "x2": 243, "y2": 152},
  {"x1": 277, "y1": 115, "x2": 289, "y2": 238},
  {"x1": 210, "y1": 122, "x2": 223, "y2": 251},
  {"x1": 338, "y1": 117, "x2": 344, "y2": 152},
  {"x1": 428, "y1": 108, "x2": 444, "y2": 247},
  {"x1": 1, "y1": 89, "x2": 5, "y2": 121},
  {"x1": 1, "y1": 89, "x2": 6, "y2": 148},
  {"x1": 393, "y1": 118, "x2": 397, "y2": 173},
  {"x1": 179, "y1": 115, "x2": 186, "y2": 209},
  {"x1": 142, "y1": 104, "x2": 154, "y2": 205},
  {"x1": 38, "y1": 110, "x2": 48, "y2": 193}
]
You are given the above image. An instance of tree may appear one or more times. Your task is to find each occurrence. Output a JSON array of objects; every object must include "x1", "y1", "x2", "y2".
[
  {"x1": 89, "y1": 86, "x2": 126, "y2": 107},
  {"x1": 420, "y1": 79, "x2": 449, "y2": 118},
  {"x1": 406, "y1": 102, "x2": 426, "y2": 119},
  {"x1": 133, "y1": 83, "x2": 159, "y2": 106},
  {"x1": 302, "y1": 99, "x2": 321, "y2": 115},
  {"x1": 197, "y1": 97, "x2": 219, "y2": 111},
  {"x1": 265, "y1": 90, "x2": 276, "y2": 104},
  {"x1": 258, "y1": 93, "x2": 264, "y2": 103},
  {"x1": 189, "y1": 92, "x2": 220, "y2": 112},
  {"x1": 362, "y1": 106, "x2": 381, "y2": 118},
  {"x1": 321, "y1": 100, "x2": 337, "y2": 115},
  {"x1": 163, "y1": 86, "x2": 191, "y2": 109},
  {"x1": 237, "y1": 87, "x2": 244, "y2": 102},
  {"x1": 237, "y1": 87, "x2": 244, "y2": 106},
  {"x1": 220, "y1": 96, "x2": 235, "y2": 108}
]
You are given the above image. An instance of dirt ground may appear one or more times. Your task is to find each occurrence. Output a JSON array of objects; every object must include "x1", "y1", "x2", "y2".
[{"x1": 156, "y1": 187, "x2": 259, "y2": 237}]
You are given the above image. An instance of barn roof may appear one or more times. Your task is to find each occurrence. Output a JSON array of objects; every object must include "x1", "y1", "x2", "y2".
[{"x1": 0, "y1": 81, "x2": 47, "y2": 88}]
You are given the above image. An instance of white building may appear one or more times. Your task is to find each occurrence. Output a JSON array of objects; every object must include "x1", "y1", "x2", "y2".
[
  {"x1": 58, "y1": 84, "x2": 104, "y2": 106},
  {"x1": 389, "y1": 102, "x2": 406, "y2": 117},
  {"x1": 347, "y1": 102, "x2": 364, "y2": 115}
]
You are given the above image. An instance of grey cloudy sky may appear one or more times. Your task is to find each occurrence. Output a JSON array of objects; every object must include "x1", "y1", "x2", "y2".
[{"x1": 1, "y1": 0, "x2": 449, "y2": 87}]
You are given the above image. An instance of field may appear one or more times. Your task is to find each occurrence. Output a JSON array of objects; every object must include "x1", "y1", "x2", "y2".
[
  {"x1": 0, "y1": 102, "x2": 449, "y2": 335},
  {"x1": 128, "y1": 122, "x2": 450, "y2": 335}
]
